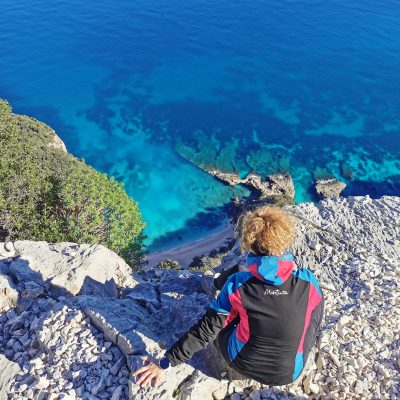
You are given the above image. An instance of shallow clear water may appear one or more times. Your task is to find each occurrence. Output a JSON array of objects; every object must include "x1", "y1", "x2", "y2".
[{"x1": 1, "y1": 1, "x2": 399, "y2": 250}]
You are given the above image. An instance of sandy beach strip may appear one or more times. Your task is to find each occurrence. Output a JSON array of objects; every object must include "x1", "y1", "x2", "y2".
[{"x1": 144, "y1": 223, "x2": 235, "y2": 270}]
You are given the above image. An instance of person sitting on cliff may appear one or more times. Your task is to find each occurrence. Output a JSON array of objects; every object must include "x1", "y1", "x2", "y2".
[{"x1": 133, "y1": 206, "x2": 324, "y2": 388}]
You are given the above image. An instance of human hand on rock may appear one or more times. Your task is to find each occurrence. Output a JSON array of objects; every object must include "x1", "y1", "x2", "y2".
[{"x1": 132, "y1": 355, "x2": 165, "y2": 388}]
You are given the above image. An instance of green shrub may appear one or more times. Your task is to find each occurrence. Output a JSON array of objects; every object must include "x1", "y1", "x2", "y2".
[
  {"x1": 0, "y1": 99, "x2": 145, "y2": 266},
  {"x1": 156, "y1": 259, "x2": 182, "y2": 270}
]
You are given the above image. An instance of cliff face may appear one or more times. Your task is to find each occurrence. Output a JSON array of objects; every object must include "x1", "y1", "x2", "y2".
[{"x1": 0, "y1": 196, "x2": 399, "y2": 400}]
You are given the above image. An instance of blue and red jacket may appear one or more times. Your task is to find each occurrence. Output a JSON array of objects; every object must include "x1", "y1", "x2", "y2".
[{"x1": 165, "y1": 252, "x2": 324, "y2": 385}]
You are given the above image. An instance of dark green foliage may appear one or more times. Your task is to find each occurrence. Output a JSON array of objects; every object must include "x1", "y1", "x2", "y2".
[
  {"x1": 14, "y1": 114, "x2": 60, "y2": 148},
  {"x1": 187, "y1": 256, "x2": 208, "y2": 272},
  {"x1": 313, "y1": 166, "x2": 335, "y2": 181},
  {"x1": 0, "y1": 99, "x2": 145, "y2": 266},
  {"x1": 245, "y1": 195, "x2": 295, "y2": 211},
  {"x1": 261, "y1": 195, "x2": 295, "y2": 207},
  {"x1": 156, "y1": 259, "x2": 182, "y2": 270},
  {"x1": 340, "y1": 162, "x2": 354, "y2": 180}
]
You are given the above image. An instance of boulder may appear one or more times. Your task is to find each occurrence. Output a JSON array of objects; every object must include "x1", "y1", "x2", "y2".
[
  {"x1": 315, "y1": 178, "x2": 346, "y2": 199},
  {"x1": 127, "y1": 352, "x2": 228, "y2": 400},
  {"x1": 149, "y1": 292, "x2": 209, "y2": 347},
  {"x1": 8, "y1": 258, "x2": 44, "y2": 286},
  {"x1": 7, "y1": 241, "x2": 138, "y2": 296},
  {"x1": 122, "y1": 281, "x2": 159, "y2": 306},
  {"x1": 77, "y1": 277, "x2": 119, "y2": 298},
  {"x1": 70, "y1": 281, "x2": 209, "y2": 355},
  {"x1": 67, "y1": 274, "x2": 219, "y2": 399},
  {"x1": 118, "y1": 326, "x2": 163, "y2": 357},
  {"x1": 69, "y1": 296, "x2": 148, "y2": 346},
  {"x1": 158, "y1": 270, "x2": 203, "y2": 297}
]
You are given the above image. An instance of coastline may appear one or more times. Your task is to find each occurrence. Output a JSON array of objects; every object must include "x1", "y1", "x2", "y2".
[{"x1": 144, "y1": 222, "x2": 235, "y2": 270}]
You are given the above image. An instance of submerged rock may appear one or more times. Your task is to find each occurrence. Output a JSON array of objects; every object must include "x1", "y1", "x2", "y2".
[{"x1": 340, "y1": 162, "x2": 354, "y2": 180}]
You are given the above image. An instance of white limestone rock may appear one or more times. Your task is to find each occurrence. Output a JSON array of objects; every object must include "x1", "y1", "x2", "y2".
[
  {"x1": 1, "y1": 196, "x2": 399, "y2": 400},
  {"x1": 177, "y1": 370, "x2": 228, "y2": 400},
  {"x1": 7, "y1": 241, "x2": 139, "y2": 296},
  {"x1": 69, "y1": 296, "x2": 147, "y2": 346},
  {"x1": 315, "y1": 178, "x2": 346, "y2": 199}
]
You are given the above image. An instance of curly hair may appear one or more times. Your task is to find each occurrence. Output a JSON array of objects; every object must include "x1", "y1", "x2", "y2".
[{"x1": 236, "y1": 206, "x2": 296, "y2": 257}]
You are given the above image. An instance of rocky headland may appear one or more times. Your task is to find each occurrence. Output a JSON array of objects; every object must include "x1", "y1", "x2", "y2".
[{"x1": 0, "y1": 195, "x2": 399, "y2": 400}]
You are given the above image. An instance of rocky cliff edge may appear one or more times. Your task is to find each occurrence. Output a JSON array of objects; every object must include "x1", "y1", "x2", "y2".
[{"x1": 0, "y1": 196, "x2": 399, "y2": 400}]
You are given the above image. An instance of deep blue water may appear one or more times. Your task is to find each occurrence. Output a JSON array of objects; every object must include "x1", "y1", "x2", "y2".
[{"x1": 1, "y1": 1, "x2": 400, "y2": 251}]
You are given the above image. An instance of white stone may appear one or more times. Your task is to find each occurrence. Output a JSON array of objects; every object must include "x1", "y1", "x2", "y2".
[
  {"x1": 339, "y1": 315, "x2": 352, "y2": 325},
  {"x1": 9, "y1": 241, "x2": 139, "y2": 296},
  {"x1": 309, "y1": 383, "x2": 320, "y2": 394},
  {"x1": 33, "y1": 377, "x2": 50, "y2": 390},
  {"x1": 308, "y1": 240, "x2": 321, "y2": 251}
]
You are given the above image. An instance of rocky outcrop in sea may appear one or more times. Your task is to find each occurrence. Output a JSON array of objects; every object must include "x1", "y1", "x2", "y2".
[
  {"x1": 0, "y1": 196, "x2": 399, "y2": 400},
  {"x1": 206, "y1": 170, "x2": 295, "y2": 200},
  {"x1": 315, "y1": 179, "x2": 346, "y2": 199}
]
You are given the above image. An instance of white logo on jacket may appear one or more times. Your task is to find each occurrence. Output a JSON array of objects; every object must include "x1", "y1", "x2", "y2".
[{"x1": 264, "y1": 288, "x2": 288, "y2": 296}]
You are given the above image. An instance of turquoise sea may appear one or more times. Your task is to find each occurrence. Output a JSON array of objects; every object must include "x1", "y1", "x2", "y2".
[{"x1": 1, "y1": 1, "x2": 399, "y2": 251}]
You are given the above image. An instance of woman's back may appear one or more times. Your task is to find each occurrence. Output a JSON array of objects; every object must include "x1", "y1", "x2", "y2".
[
  {"x1": 213, "y1": 252, "x2": 324, "y2": 385},
  {"x1": 164, "y1": 206, "x2": 324, "y2": 387}
]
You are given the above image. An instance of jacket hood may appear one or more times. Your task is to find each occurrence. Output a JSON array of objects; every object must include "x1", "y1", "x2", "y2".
[{"x1": 245, "y1": 251, "x2": 296, "y2": 286}]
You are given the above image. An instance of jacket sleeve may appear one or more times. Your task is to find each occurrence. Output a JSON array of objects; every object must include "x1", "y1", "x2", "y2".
[
  {"x1": 165, "y1": 307, "x2": 228, "y2": 366},
  {"x1": 165, "y1": 280, "x2": 233, "y2": 366}
]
